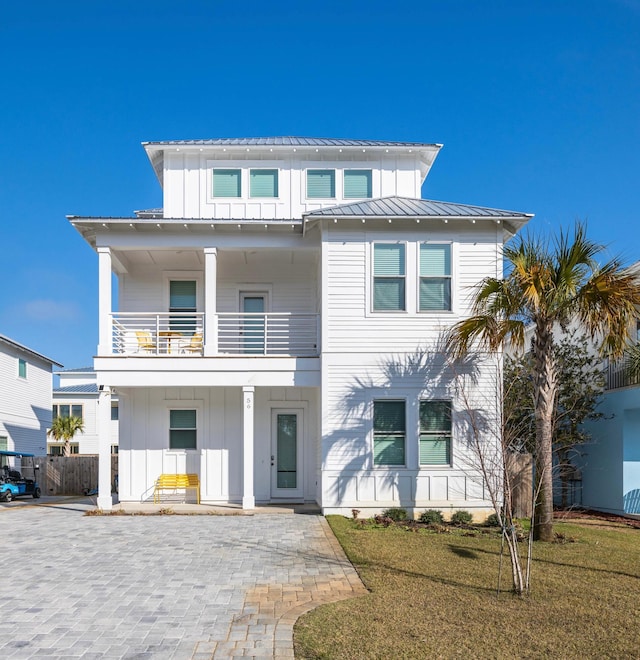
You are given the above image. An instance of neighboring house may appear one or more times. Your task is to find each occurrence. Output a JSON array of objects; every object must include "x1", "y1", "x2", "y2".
[
  {"x1": 51, "y1": 367, "x2": 119, "y2": 455},
  {"x1": 69, "y1": 136, "x2": 532, "y2": 513},
  {"x1": 580, "y1": 318, "x2": 640, "y2": 516},
  {"x1": 0, "y1": 333, "x2": 62, "y2": 458}
]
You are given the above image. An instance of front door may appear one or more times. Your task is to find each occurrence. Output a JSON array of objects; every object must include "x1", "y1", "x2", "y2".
[
  {"x1": 241, "y1": 293, "x2": 266, "y2": 354},
  {"x1": 271, "y1": 409, "x2": 303, "y2": 500}
]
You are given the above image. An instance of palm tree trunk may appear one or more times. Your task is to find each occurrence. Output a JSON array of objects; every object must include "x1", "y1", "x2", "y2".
[{"x1": 532, "y1": 322, "x2": 556, "y2": 542}]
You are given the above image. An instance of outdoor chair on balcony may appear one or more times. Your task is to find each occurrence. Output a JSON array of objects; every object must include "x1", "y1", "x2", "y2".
[
  {"x1": 135, "y1": 330, "x2": 156, "y2": 354},
  {"x1": 180, "y1": 332, "x2": 203, "y2": 354}
]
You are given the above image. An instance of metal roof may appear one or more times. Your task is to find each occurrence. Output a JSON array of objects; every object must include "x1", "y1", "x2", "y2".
[
  {"x1": 54, "y1": 384, "x2": 99, "y2": 394},
  {"x1": 0, "y1": 334, "x2": 63, "y2": 367},
  {"x1": 143, "y1": 137, "x2": 440, "y2": 148},
  {"x1": 57, "y1": 366, "x2": 94, "y2": 373},
  {"x1": 304, "y1": 196, "x2": 533, "y2": 219}
]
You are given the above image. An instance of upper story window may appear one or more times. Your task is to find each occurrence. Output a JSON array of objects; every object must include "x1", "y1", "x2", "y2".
[
  {"x1": 419, "y1": 244, "x2": 452, "y2": 311},
  {"x1": 111, "y1": 403, "x2": 119, "y2": 421},
  {"x1": 419, "y1": 400, "x2": 452, "y2": 466},
  {"x1": 53, "y1": 404, "x2": 83, "y2": 421},
  {"x1": 250, "y1": 169, "x2": 279, "y2": 198},
  {"x1": 307, "y1": 169, "x2": 335, "y2": 199},
  {"x1": 212, "y1": 169, "x2": 241, "y2": 197},
  {"x1": 373, "y1": 400, "x2": 406, "y2": 466},
  {"x1": 373, "y1": 243, "x2": 406, "y2": 312},
  {"x1": 344, "y1": 169, "x2": 372, "y2": 198},
  {"x1": 18, "y1": 358, "x2": 27, "y2": 379}
]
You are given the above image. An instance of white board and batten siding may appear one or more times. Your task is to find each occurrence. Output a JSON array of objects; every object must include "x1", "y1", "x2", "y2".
[
  {"x1": 117, "y1": 386, "x2": 319, "y2": 505},
  {"x1": 162, "y1": 151, "x2": 424, "y2": 220},
  {"x1": 0, "y1": 342, "x2": 55, "y2": 455},
  {"x1": 319, "y1": 222, "x2": 501, "y2": 515}
]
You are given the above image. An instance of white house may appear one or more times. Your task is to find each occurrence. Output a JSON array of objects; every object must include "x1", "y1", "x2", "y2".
[
  {"x1": 68, "y1": 137, "x2": 532, "y2": 514},
  {"x1": 0, "y1": 333, "x2": 62, "y2": 457},
  {"x1": 51, "y1": 367, "x2": 119, "y2": 455}
]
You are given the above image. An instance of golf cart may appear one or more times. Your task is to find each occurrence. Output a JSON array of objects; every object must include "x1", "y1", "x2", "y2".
[{"x1": 0, "y1": 451, "x2": 42, "y2": 501}]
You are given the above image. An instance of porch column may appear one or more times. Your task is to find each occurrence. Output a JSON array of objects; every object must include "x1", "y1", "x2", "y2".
[
  {"x1": 204, "y1": 247, "x2": 218, "y2": 356},
  {"x1": 96, "y1": 387, "x2": 113, "y2": 511},
  {"x1": 242, "y1": 386, "x2": 255, "y2": 509},
  {"x1": 97, "y1": 247, "x2": 112, "y2": 355}
]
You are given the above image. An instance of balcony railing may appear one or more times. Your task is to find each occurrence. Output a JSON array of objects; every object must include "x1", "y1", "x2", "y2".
[
  {"x1": 109, "y1": 312, "x2": 319, "y2": 357},
  {"x1": 606, "y1": 354, "x2": 640, "y2": 390}
]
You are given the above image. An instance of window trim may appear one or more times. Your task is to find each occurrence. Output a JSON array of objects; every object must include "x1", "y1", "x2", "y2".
[
  {"x1": 249, "y1": 168, "x2": 279, "y2": 198},
  {"x1": 212, "y1": 168, "x2": 242, "y2": 198},
  {"x1": 372, "y1": 399, "x2": 407, "y2": 467},
  {"x1": 166, "y1": 402, "x2": 202, "y2": 452},
  {"x1": 343, "y1": 168, "x2": 373, "y2": 199},
  {"x1": 306, "y1": 168, "x2": 336, "y2": 199},
  {"x1": 372, "y1": 242, "x2": 407, "y2": 313},
  {"x1": 419, "y1": 400, "x2": 453, "y2": 467},
  {"x1": 418, "y1": 242, "x2": 453, "y2": 313}
]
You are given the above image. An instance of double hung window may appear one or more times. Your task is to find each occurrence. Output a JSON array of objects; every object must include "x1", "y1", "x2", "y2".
[
  {"x1": 419, "y1": 244, "x2": 452, "y2": 311},
  {"x1": 373, "y1": 400, "x2": 406, "y2": 466},
  {"x1": 373, "y1": 243, "x2": 406, "y2": 311},
  {"x1": 419, "y1": 401, "x2": 452, "y2": 466},
  {"x1": 169, "y1": 409, "x2": 197, "y2": 450},
  {"x1": 169, "y1": 280, "x2": 197, "y2": 334}
]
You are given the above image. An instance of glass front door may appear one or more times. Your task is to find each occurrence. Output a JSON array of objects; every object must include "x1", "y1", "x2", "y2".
[
  {"x1": 271, "y1": 409, "x2": 303, "y2": 499},
  {"x1": 241, "y1": 293, "x2": 266, "y2": 354}
]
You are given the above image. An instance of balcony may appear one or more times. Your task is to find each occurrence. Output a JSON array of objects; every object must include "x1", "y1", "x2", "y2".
[{"x1": 109, "y1": 312, "x2": 320, "y2": 357}]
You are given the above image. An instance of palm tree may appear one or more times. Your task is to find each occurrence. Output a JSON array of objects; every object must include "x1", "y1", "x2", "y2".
[
  {"x1": 447, "y1": 223, "x2": 640, "y2": 541},
  {"x1": 47, "y1": 415, "x2": 85, "y2": 457}
]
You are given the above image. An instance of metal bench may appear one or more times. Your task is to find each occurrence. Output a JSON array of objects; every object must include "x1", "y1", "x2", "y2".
[{"x1": 153, "y1": 473, "x2": 200, "y2": 504}]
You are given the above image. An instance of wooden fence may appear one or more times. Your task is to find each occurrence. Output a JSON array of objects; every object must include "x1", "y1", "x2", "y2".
[{"x1": 23, "y1": 455, "x2": 118, "y2": 496}]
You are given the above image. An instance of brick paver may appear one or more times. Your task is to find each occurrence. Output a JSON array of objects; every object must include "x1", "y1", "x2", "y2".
[{"x1": 0, "y1": 500, "x2": 366, "y2": 658}]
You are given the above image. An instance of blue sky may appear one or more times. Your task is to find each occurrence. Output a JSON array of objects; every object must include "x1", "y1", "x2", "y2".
[{"x1": 1, "y1": 0, "x2": 639, "y2": 370}]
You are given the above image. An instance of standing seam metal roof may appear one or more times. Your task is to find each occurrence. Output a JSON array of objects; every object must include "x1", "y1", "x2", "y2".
[
  {"x1": 143, "y1": 137, "x2": 440, "y2": 148},
  {"x1": 53, "y1": 384, "x2": 99, "y2": 394},
  {"x1": 304, "y1": 196, "x2": 533, "y2": 218}
]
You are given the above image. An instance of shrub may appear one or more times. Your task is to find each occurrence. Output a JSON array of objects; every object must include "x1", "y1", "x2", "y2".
[
  {"x1": 381, "y1": 507, "x2": 408, "y2": 522},
  {"x1": 450, "y1": 510, "x2": 473, "y2": 525},
  {"x1": 419, "y1": 509, "x2": 445, "y2": 525},
  {"x1": 485, "y1": 512, "x2": 501, "y2": 527}
]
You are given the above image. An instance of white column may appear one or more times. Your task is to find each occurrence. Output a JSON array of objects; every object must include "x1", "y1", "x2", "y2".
[
  {"x1": 97, "y1": 247, "x2": 112, "y2": 355},
  {"x1": 204, "y1": 247, "x2": 218, "y2": 356},
  {"x1": 242, "y1": 386, "x2": 255, "y2": 509},
  {"x1": 97, "y1": 387, "x2": 113, "y2": 511}
]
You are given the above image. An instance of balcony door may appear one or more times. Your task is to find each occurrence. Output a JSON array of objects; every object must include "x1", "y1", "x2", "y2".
[
  {"x1": 240, "y1": 292, "x2": 267, "y2": 354},
  {"x1": 271, "y1": 409, "x2": 303, "y2": 500}
]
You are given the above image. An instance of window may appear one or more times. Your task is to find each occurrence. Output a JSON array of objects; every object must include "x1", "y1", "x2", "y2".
[
  {"x1": 169, "y1": 409, "x2": 197, "y2": 450},
  {"x1": 373, "y1": 400, "x2": 406, "y2": 466},
  {"x1": 419, "y1": 401, "x2": 452, "y2": 466},
  {"x1": 373, "y1": 243, "x2": 406, "y2": 311},
  {"x1": 250, "y1": 169, "x2": 278, "y2": 198},
  {"x1": 48, "y1": 443, "x2": 79, "y2": 455},
  {"x1": 169, "y1": 280, "x2": 197, "y2": 334},
  {"x1": 18, "y1": 359, "x2": 27, "y2": 379},
  {"x1": 0, "y1": 436, "x2": 7, "y2": 452},
  {"x1": 111, "y1": 404, "x2": 119, "y2": 421},
  {"x1": 53, "y1": 404, "x2": 83, "y2": 421},
  {"x1": 307, "y1": 169, "x2": 335, "y2": 198},
  {"x1": 344, "y1": 169, "x2": 372, "y2": 198},
  {"x1": 419, "y1": 244, "x2": 452, "y2": 311},
  {"x1": 212, "y1": 169, "x2": 241, "y2": 197},
  {"x1": 111, "y1": 445, "x2": 119, "y2": 455}
]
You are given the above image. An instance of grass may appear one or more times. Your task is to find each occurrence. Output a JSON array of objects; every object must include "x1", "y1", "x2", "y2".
[{"x1": 294, "y1": 515, "x2": 640, "y2": 659}]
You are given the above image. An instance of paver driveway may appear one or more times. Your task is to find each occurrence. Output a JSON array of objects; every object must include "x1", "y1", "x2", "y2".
[{"x1": 0, "y1": 500, "x2": 365, "y2": 659}]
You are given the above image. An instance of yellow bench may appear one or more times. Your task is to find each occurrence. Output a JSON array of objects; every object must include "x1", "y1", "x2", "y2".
[{"x1": 153, "y1": 473, "x2": 200, "y2": 504}]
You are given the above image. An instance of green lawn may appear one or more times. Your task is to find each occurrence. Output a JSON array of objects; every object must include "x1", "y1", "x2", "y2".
[{"x1": 294, "y1": 515, "x2": 640, "y2": 659}]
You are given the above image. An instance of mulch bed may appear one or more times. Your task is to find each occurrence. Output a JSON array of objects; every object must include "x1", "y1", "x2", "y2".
[{"x1": 554, "y1": 508, "x2": 640, "y2": 529}]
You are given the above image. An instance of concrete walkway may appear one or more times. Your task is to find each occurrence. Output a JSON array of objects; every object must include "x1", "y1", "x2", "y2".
[{"x1": 0, "y1": 499, "x2": 366, "y2": 659}]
